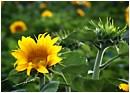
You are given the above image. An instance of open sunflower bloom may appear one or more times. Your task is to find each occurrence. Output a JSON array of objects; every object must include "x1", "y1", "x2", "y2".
[
  {"x1": 10, "y1": 21, "x2": 27, "y2": 33},
  {"x1": 125, "y1": 6, "x2": 129, "y2": 25},
  {"x1": 77, "y1": 9, "x2": 85, "y2": 17},
  {"x1": 42, "y1": 10, "x2": 53, "y2": 17},
  {"x1": 11, "y1": 33, "x2": 62, "y2": 76},
  {"x1": 39, "y1": 3, "x2": 46, "y2": 9}
]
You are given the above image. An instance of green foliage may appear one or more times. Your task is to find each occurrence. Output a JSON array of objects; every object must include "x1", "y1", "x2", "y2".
[
  {"x1": 7, "y1": 69, "x2": 28, "y2": 84},
  {"x1": 1, "y1": 1, "x2": 129, "y2": 92},
  {"x1": 40, "y1": 81, "x2": 59, "y2": 92},
  {"x1": 71, "y1": 77, "x2": 120, "y2": 92},
  {"x1": 85, "y1": 18, "x2": 127, "y2": 46},
  {"x1": 66, "y1": 29, "x2": 97, "y2": 42},
  {"x1": 61, "y1": 50, "x2": 87, "y2": 66},
  {"x1": 11, "y1": 89, "x2": 28, "y2": 92}
]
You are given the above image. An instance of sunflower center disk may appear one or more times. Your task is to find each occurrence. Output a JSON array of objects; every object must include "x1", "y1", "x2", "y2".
[
  {"x1": 33, "y1": 57, "x2": 47, "y2": 66},
  {"x1": 15, "y1": 25, "x2": 23, "y2": 32}
]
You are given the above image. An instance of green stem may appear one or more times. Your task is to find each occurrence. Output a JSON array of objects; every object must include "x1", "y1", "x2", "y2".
[
  {"x1": 99, "y1": 51, "x2": 129, "y2": 70},
  {"x1": 49, "y1": 68, "x2": 71, "y2": 92},
  {"x1": 92, "y1": 47, "x2": 107, "y2": 79},
  {"x1": 61, "y1": 73, "x2": 71, "y2": 92},
  {"x1": 39, "y1": 75, "x2": 45, "y2": 90},
  {"x1": 99, "y1": 55, "x2": 119, "y2": 70}
]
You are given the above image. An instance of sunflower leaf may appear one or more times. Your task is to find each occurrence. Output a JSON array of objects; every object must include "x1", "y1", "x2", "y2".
[
  {"x1": 7, "y1": 69, "x2": 28, "y2": 84},
  {"x1": 40, "y1": 81, "x2": 59, "y2": 92},
  {"x1": 65, "y1": 30, "x2": 97, "y2": 43},
  {"x1": 71, "y1": 77, "x2": 119, "y2": 92},
  {"x1": 11, "y1": 89, "x2": 28, "y2": 92}
]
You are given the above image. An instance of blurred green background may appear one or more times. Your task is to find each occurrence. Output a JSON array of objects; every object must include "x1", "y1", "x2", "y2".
[{"x1": 1, "y1": 1, "x2": 129, "y2": 92}]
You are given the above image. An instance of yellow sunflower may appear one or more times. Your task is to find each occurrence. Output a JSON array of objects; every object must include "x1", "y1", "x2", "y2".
[
  {"x1": 11, "y1": 33, "x2": 62, "y2": 76},
  {"x1": 77, "y1": 9, "x2": 85, "y2": 17},
  {"x1": 39, "y1": 3, "x2": 46, "y2": 9},
  {"x1": 82, "y1": 1, "x2": 91, "y2": 8},
  {"x1": 125, "y1": 6, "x2": 129, "y2": 25},
  {"x1": 41, "y1": 10, "x2": 53, "y2": 17},
  {"x1": 10, "y1": 21, "x2": 27, "y2": 33},
  {"x1": 71, "y1": 1, "x2": 81, "y2": 5},
  {"x1": 119, "y1": 83, "x2": 129, "y2": 92}
]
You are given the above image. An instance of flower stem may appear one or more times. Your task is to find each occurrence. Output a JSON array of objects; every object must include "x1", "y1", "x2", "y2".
[
  {"x1": 99, "y1": 55, "x2": 119, "y2": 70},
  {"x1": 92, "y1": 47, "x2": 106, "y2": 79},
  {"x1": 61, "y1": 73, "x2": 71, "y2": 92},
  {"x1": 48, "y1": 68, "x2": 71, "y2": 92},
  {"x1": 39, "y1": 74, "x2": 45, "y2": 90}
]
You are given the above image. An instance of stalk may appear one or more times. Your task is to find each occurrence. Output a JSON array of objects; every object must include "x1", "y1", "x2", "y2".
[
  {"x1": 48, "y1": 68, "x2": 71, "y2": 92},
  {"x1": 61, "y1": 73, "x2": 71, "y2": 92},
  {"x1": 39, "y1": 75, "x2": 45, "y2": 90},
  {"x1": 99, "y1": 55, "x2": 119, "y2": 70},
  {"x1": 92, "y1": 47, "x2": 107, "y2": 79}
]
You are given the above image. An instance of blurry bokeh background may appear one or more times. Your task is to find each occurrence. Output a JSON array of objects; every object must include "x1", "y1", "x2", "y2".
[{"x1": 1, "y1": 1, "x2": 129, "y2": 92}]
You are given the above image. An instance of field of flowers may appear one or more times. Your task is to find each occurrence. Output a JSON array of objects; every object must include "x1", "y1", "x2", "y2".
[{"x1": 1, "y1": 1, "x2": 129, "y2": 92}]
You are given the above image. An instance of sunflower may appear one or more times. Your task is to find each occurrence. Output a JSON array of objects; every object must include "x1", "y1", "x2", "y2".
[
  {"x1": 119, "y1": 83, "x2": 129, "y2": 92},
  {"x1": 11, "y1": 33, "x2": 62, "y2": 76},
  {"x1": 77, "y1": 9, "x2": 85, "y2": 17},
  {"x1": 39, "y1": 3, "x2": 46, "y2": 9},
  {"x1": 82, "y1": 1, "x2": 91, "y2": 8},
  {"x1": 41, "y1": 10, "x2": 53, "y2": 17},
  {"x1": 125, "y1": 6, "x2": 129, "y2": 25},
  {"x1": 71, "y1": 1, "x2": 81, "y2": 5},
  {"x1": 10, "y1": 21, "x2": 27, "y2": 33},
  {"x1": 71, "y1": 1, "x2": 91, "y2": 8}
]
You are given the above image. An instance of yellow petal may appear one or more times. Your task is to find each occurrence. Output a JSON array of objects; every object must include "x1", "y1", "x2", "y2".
[
  {"x1": 51, "y1": 37, "x2": 58, "y2": 45},
  {"x1": 47, "y1": 55, "x2": 62, "y2": 67},
  {"x1": 14, "y1": 59, "x2": 28, "y2": 67},
  {"x1": 38, "y1": 32, "x2": 48, "y2": 40},
  {"x1": 36, "y1": 65, "x2": 49, "y2": 73},
  {"x1": 119, "y1": 83, "x2": 129, "y2": 92},
  {"x1": 37, "y1": 33, "x2": 48, "y2": 47},
  {"x1": 17, "y1": 59, "x2": 28, "y2": 65},
  {"x1": 27, "y1": 62, "x2": 33, "y2": 76},
  {"x1": 11, "y1": 50, "x2": 27, "y2": 59},
  {"x1": 16, "y1": 64, "x2": 28, "y2": 71},
  {"x1": 18, "y1": 36, "x2": 36, "y2": 55},
  {"x1": 48, "y1": 46, "x2": 62, "y2": 55},
  {"x1": 14, "y1": 61, "x2": 18, "y2": 67},
  {"x1": 37, "y1": 33, "x2": 58, "y2": 49}
]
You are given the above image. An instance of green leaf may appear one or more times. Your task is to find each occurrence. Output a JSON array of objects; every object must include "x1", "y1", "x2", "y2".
[
  {"x1": 80, "y1": 44, "x2": 93, "y2": 57},
  {"x1": 11, "y1": 89, "x2": 28, "y2": 92},
  {"x1": 65, "y1": 30, "x2": 97, "y2": 43},
  {"x1": 118, "y1": 42, "x2": 129, "y2": 56},
  {"x1": 62, "y1": 64, "x2": 88, "y2": 76},
  {"x1": 52, "y1": 49, "x2": 88, "y2": 85},
  {"x1": 7, "y1": 69, "x2": 28, "y2": 84},
  {"x1": 40, "y1": 81, "x2": 59, "y2": 92},
  {"x1": 71, "y1": 77, "x2": 118, "y2": 92},
  {"x1": 61, "y1": 50, "x2": 87, "y2": 66},
  {"x1": 123, "y1": 30, "x2": 129, "y2": 44},
  {"x1": 62, "y1": 64, "x2": 88, "y2": 85}
]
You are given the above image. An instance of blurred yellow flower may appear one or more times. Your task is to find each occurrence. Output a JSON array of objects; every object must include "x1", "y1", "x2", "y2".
[
  {"x1": 42, "y1": 10, "x2": 53, "y2": 17},
  {"x1": 82, "y1": 1, "x2": 91, "y2": 8},
  {"x1": 119, "y1": 83, "x2": 129, "y2": 92},
  {"x1": 77, "y1": 9, "x2": 85, "y2": 17},
  {"x1": 125, "y1": 6, "x2": 129, "y2": 25},
  {"x1": 11, "y1": 33, "x2": 62, "y2": 76},
  {"x1": 71, "y1": 1, "x2": 81, "y2": 5},
  {"x1": 39, "y1": 3, "x2": 46, "y2": 9},
  {"x1": 10, "y1": 21, "x2": 27, "y2": 33},
  {"x1": 71, "y1": 1, "x2": 91, "y2": 8}
]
